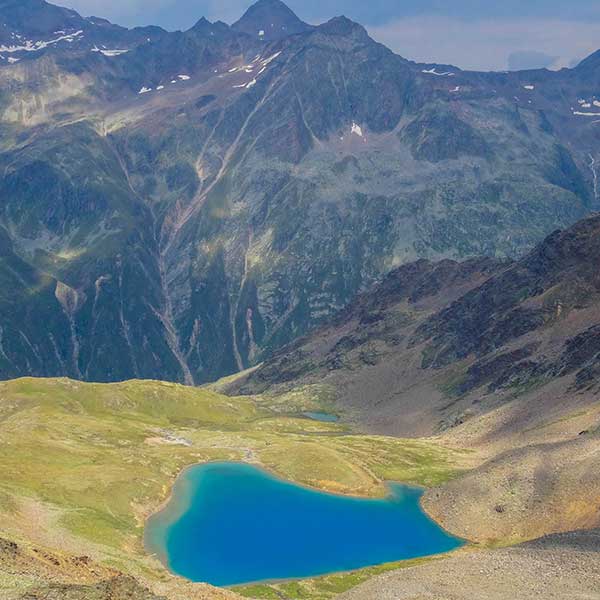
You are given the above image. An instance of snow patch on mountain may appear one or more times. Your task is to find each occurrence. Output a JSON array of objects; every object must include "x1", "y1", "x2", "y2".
[
  {"x1": 92, "y1": 47, "x2": 129, "y2": 57},
  {"x1": 422, "y1": 67, "x2": 455, "y2": 77},
  {"x1": 351, "y1": 122, "x2": 363, "y2": 137},
  {"x1": 262, "y1": 51, "x2": 281, "y2": 66},
  {"x1": 0, "y1": 30, "x2": 83, "y2": 53}
]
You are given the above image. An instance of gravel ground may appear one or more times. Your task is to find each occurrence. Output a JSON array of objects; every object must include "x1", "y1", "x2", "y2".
[{"x1": 339, "y1": 529, "x2": 600, "y2": 600}]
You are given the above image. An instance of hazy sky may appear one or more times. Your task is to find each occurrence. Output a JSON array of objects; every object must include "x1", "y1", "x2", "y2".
[{"x1": 60, "y1": 0, "x2": 600, "y2": 71}]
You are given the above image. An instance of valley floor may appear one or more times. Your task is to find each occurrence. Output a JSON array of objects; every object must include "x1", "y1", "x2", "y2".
[
  {"x1": 0, "y1": 377, "x2": 468, "y2": 600},
  {"x1": 1, "y1": 377, "x2": 598, "y2": 600}
]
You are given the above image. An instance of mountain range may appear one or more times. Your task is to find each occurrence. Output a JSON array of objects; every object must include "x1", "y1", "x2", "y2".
[{"x1": 1, "y1": 0, "x2": 600, "y2": 386}]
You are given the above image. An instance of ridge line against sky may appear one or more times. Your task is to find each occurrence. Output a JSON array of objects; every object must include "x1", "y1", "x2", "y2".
[{"x1": 58, "y1": 0, "x2": 600, "y2": 71}]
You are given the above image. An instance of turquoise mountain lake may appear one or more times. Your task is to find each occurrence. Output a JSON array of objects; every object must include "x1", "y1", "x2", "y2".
[
  {"x1": 145, "y1": 462, "x2": 463, "y2": 587},
  {"x1": 303, "y1": 411, "x2": 339, "y2": 422}
]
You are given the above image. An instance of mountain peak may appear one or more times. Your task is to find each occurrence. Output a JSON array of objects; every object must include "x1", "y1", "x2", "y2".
[
  {"x1": 190, "y1": 16, "x2": 212, "y2": 32},
  {"x1": 232, "y1": 0, "x2": 311, "y2": 41},
  {"x1": 188, "y1": 16, "x2": 231, "y2": 38},
  {"x1": 317, "y1": 15, "x2": 369, "y2": 39}
]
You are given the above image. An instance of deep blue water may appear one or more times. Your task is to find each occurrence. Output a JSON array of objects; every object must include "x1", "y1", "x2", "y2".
[
  {"x1": 303, "y1": 411, "x2": 340, "y2": 422},
  {"x1": 145, "y1": 462, "x2": 463, "y2": 587}
]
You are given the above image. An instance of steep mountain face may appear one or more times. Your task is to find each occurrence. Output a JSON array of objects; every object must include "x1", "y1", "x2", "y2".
[
  {"x1": 0, "y1": 0, "x2": 80, "y2": 35},
  {"x1": 414, "y1": 216, "x2": 600, "y2": 375},
  {"x1": 574, "y1": 49, "x2": 600, "y2": 78},
  {"x1": 231, "y1": 215, "x2": 600, "y2": 438},
  {"x1": 1, "y1": 0, "x2": 600, "y2": 384}
]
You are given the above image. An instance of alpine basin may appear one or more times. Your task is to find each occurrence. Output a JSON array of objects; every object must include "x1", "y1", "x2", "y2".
[{"x1": 145, "y1": 462, "x2": 463, "y2": 586}]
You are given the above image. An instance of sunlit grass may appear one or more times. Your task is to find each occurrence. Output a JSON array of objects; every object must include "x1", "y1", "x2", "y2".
[{"x1": 0, "y1": 377, "x2": 468, "y2": 595}]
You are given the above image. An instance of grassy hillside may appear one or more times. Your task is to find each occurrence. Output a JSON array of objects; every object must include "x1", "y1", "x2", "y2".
[{"x1": 0, "y1": 378, "x2": 469, "y2": 599}]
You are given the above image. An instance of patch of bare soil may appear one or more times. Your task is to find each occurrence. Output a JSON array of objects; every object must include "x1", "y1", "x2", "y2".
[
  {"x1": 0, "y1": 537, "x2": 240, "y2": 600},
  {"x1": 339, "y1": 529, "x2": 600, "y2": 600}
]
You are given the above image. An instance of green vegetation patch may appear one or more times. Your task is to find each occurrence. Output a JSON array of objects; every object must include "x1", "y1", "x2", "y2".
[{"x1": 237, "y1": 556, "x2": 440, "y2": 600}]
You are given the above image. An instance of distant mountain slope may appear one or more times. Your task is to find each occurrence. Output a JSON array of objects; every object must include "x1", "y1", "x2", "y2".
[
  {"x1": 0, "y1": 0, "x2": 600, "y2": 384},
  {"x1": 230, "y1": 215, "x2": 600, "y2": 437},
  {"x1": 0, "y1": 0, "x2": 164, "y2": 66}
]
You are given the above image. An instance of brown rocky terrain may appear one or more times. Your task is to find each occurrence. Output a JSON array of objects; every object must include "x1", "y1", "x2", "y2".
[
  {"x1": 339, "y1": 529, "x2": 600, "y2": 600},
  {"x1": 0, "y1": 536, "x2": 240, "y2": 600},
  {"x1": 424, "y1": 434, "x2": 600, "y2": 544}
]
